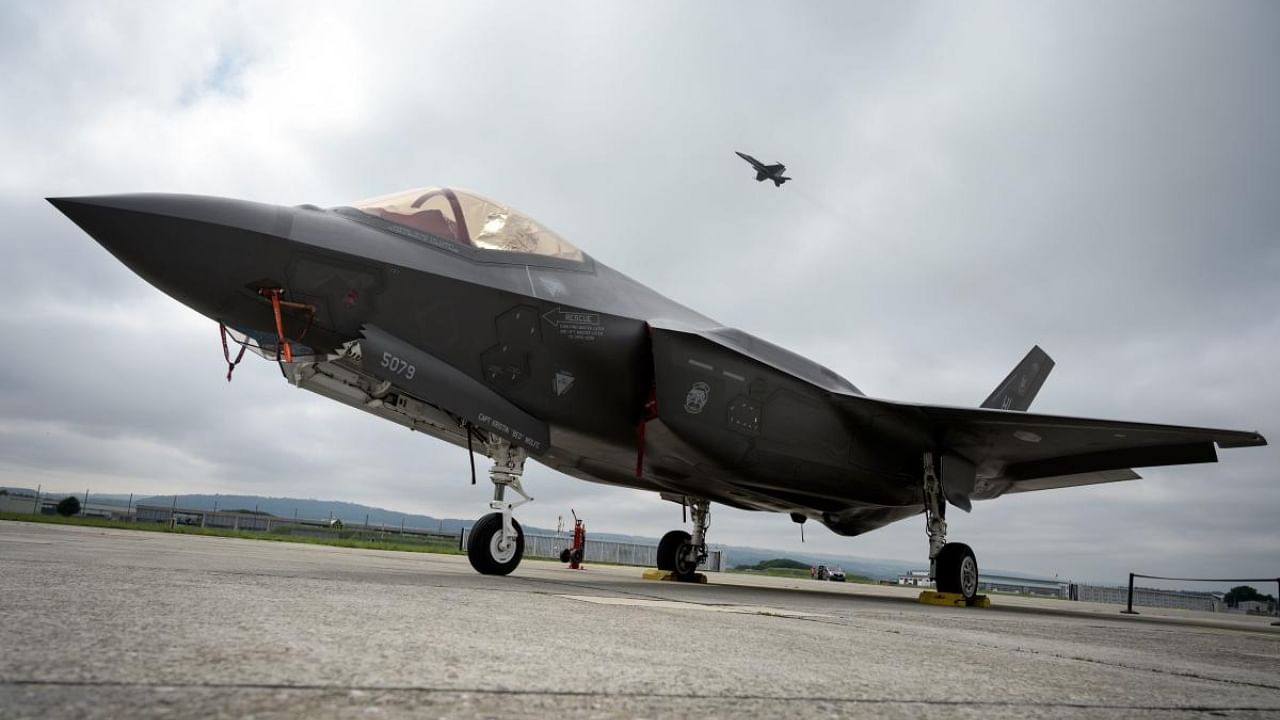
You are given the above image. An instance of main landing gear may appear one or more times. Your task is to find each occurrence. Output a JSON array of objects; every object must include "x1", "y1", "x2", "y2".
[
  {"x1": 467, "y1": 436, "x2": 531, "y2": 575},
  {"x1": 923, "y1": 452, "x2": 979, "y2": 601},
  {"x1": 657, "y1": 498, "x2": 710, "y2": 581}
]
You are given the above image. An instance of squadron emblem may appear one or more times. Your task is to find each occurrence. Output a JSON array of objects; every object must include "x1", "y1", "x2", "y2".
[{"x1": 684, "y1": 381, "x2": 710, "y2": 414}]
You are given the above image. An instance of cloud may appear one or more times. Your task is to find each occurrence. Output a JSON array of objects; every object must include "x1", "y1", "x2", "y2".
[{"x1": 1, "y1": 1, "x2": 1276, "y2": 585}]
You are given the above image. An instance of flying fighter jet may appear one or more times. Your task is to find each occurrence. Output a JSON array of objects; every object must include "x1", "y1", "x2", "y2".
[
  {"x1": 736, "y1": 151, "x2": 790, "y2": 186},
  {"x1": 49, "y1": 188, "x2": 1266, "y2": 601}
]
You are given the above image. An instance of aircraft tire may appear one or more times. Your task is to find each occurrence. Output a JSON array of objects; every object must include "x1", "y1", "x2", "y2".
[
  {"x1": 672, "y1": 542, "x2": 700, "y2": 581},
  {"x1": 467, "y1": 512, "x2": 524, "y2": 575},
  {"x1": 935, "y1": 542, "x2": 978, "y2": 600},
  {"x1": 657, "y1": 530, "x2": 690, "y2": 571}
]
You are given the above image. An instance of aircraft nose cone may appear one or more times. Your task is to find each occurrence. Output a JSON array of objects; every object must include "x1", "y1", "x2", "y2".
[{"x1": 48, "y1": 193, "x2": 293, "y2": 319}]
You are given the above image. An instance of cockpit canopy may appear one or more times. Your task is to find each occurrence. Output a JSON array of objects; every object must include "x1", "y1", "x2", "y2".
[{"x1": 350, "y1": 187, "x2": 583, "y2": 262}]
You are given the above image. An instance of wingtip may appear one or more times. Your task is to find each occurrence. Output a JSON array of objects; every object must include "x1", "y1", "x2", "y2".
[
  {"x1": 1217, "y1": 431, "x2": 1268, "y2": 449},
  {"x1": 47, "y1": 196, "x2": 96, "y2": 212},
  {"x1": 46, "y1": 197, "x2": 80, "y2": 216}
]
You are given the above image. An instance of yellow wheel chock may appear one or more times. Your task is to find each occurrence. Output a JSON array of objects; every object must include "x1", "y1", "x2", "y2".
[
  {"x1": 642, "y1": 569, "x2": 708, "y2": 583},
  {"x1": 918, "y1": 590, "x2": 991, "y2": 608}
]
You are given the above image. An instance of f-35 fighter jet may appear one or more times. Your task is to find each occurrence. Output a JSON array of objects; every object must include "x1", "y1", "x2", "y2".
[
  {"x1": 49, "y1": 188, "x2": 1266, "y2": 600},
  {"x1": 736, "y1": 151, "x2": 790, "y2": 186}
]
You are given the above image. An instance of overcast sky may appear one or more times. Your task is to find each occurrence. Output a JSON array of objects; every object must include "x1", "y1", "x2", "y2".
[{"x1": 1, "y1": 1, "x2": 1276, "y2": 586}]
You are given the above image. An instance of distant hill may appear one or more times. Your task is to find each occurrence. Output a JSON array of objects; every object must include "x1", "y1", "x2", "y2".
[
  {"x1": 136, "y1": 495, "x2": 486, "y2": 534},
  {"x1": 6, "y1": 488, "x2": 1047, "y2": 582},
  {"x1": 719, "y1": 545, "x2": 921, "y2": 580},
  {"x1": 734, "y1": 558, "x2": 811, "y2": 572}
]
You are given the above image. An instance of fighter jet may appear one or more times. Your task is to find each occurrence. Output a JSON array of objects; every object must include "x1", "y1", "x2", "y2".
[
  {"x1": 736, "y1": 151, "x2": 790, "y2": 186},
  {"x1": 49, "y1": 188, "x2": 1266, "y2": 600}
]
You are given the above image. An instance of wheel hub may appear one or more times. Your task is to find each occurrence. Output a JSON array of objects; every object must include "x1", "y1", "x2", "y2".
[
  {"x1": 674, "y1": 542, "x2": 697, "y2": 575},
  {"x1": 960, "y1": 555, "x2": 978, "y2": 596},
  {"x1": 490, "y1": 532, "x2": 517, "y2": 563}
]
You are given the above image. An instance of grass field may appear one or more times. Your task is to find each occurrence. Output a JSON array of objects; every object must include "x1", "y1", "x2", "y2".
[
  {"x1": 729, "y1": 566, "x2": 879, "y2": 584},
  {"x1": 729, "y1": 566, "x2": 814, "y2": 579},
  {"x1": 0, "y1": 511, "x2": 463, "y2": 555}
]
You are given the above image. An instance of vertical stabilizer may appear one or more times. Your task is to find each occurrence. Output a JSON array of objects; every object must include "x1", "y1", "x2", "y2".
[{"x1": 980, "y1": 346, "x2": 1054, "y2": 411}]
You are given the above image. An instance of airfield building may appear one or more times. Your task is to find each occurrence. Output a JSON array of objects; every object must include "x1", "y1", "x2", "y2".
[{"x1": 898, "y1": 570, "x2": 1070, "y2": 598}]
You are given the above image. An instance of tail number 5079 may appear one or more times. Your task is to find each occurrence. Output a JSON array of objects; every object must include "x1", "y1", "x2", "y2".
[{"x1": 380, "y1": 352, "x2": 416, "y2": 380}]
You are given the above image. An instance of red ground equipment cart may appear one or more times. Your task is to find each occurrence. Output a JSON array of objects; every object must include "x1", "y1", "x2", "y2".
[{"x1": 558, "y1": 510, "x2": 585, "y2": 569}]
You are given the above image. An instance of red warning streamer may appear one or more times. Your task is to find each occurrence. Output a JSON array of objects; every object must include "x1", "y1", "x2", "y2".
[
  {"x1": 218, "y1": 322, "x2": 247, "y2": 382},
  {"x1": 634, "y1": 385, "x2": 658, "y2": 479},
  {"x1": 265, "y1": 288, "x2": 293, "y2": 362}
]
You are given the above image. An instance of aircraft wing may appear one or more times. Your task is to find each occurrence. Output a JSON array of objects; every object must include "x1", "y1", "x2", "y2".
[
  {"x1": 834, "y1": 394, "x2": 1267, "y2": 504},
  {"x1": 645, "y1": 320, "x2": 1265, "y2": 513}
]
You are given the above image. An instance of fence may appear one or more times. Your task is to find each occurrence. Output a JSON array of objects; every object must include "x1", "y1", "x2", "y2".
[
  {"x1": 1075, "y1": 582, "x2": 1218, "y2": 611},
  {"x1": 461, "y1": 529, "x2": 722, "y2": 572},
  {"x1": 6, "y1": 492, "x2": 719, "y2": 571},
  {"x1": 1120, "y1": 573, "x2": 1280, "y2": 625},
  {"x1": 132, "y1": 504, "x2": 457, "y2": 541}
]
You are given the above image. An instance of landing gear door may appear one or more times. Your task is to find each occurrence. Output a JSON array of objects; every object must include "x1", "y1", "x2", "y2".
[{"x1": 360, "y1": 324, "x2": 549, "y2": 455}]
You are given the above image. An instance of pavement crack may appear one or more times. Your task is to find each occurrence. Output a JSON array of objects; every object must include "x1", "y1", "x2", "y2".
[
  {"x1": 2, "y1": 679, "x2": 1278, "y2": 712},
  {"x1": 804, "y1": 613, "x2": 1280, "y2": 694}
]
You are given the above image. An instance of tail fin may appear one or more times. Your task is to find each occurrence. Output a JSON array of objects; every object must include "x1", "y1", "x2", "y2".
[
  {"x1": 980, "y1": 345, "x2": 1054, "y2": 411},
  {"x1": 773, "y1": 176, "x2": 790, "y2": 187}
]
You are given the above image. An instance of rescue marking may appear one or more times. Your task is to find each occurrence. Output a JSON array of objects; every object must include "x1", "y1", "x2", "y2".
[
  {"x1": 557, "y1": 595, "x2": 831, "y2": 619},
  {"x1": 542, "y1": 306, "x2": 604, "y2": 341}
]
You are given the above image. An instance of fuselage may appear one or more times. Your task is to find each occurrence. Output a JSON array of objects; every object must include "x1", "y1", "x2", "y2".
[
  {"x1": 51, "y1": 192, "x2": 922, "y2": 530},
  {"x1": 48, "y1": 188, "x2": 1269, "y2": 564}
]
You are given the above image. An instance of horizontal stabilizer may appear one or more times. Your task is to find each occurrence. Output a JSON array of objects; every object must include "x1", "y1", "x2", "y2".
[
  {"x1": 1004, "y1": 468, "x2": 1141, "y2": 494},
  {"x1": 981, "y1": 345, "x2": 1054, "y2": 411}
]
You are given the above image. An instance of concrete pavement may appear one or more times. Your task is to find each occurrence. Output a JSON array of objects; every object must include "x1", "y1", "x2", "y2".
[{"x1": 2, "y1": 520, "x2": 1278, "y2": 719}]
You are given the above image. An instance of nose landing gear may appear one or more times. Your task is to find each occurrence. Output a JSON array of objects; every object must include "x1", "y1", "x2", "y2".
[
  {"x1": 466, "y1": 436, "x2": 531, "y2": 575},
  {"x1": 657, "y1": 498, "x2": 710, "y2": 582},
  {"x1": 923, "y1": 452, "x2": 982, "y2": 603}
]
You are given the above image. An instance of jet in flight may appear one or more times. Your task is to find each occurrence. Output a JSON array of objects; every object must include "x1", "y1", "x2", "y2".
[
  {"x1": 50, "y1": 188, "x2": 1266, "y2": 601},
  {"x1": 736, "y1": 151, "x2": 790, "y2": 186}
]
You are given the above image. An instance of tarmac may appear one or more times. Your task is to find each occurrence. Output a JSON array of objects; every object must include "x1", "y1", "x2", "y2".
[{"x1": 2, "y1": 520, "x2": 1278, "y2": 719}]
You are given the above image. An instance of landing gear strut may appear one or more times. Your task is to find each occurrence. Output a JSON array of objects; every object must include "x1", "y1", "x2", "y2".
[
  {"x1": 658, "y1": 499, "x2": 709, "y2": 581},
  {"x1": 923, "y1": 452, "x2": 979, "y2": 600},
  {"x1": 467, "y1": 436, "x2": 531, "y2": 575}
]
